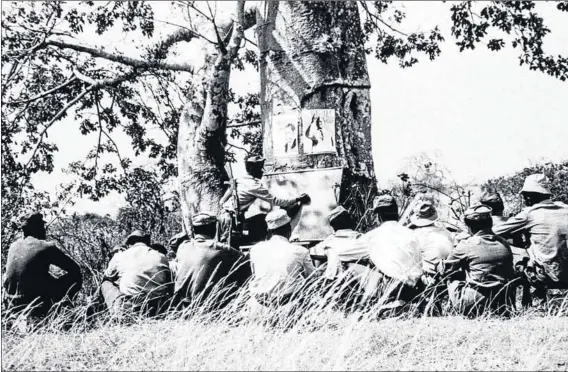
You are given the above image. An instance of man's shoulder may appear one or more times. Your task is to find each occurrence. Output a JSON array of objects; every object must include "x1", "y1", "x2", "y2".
[{"x1": 12, "y1": 237, "x2": 56, "y2": 251}]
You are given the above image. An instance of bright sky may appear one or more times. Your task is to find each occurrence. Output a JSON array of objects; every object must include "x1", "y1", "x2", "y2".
[{"x1": 29, "y1": 1, "x2": 568, "y2": 216}]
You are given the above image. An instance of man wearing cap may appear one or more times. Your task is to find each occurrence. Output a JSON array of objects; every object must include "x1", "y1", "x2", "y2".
[
  {"x1": 101, "y1": 230, "x2": 173, "y2": 318},
  {"x1": 249, "y1": 209, "x2": 316, "y2": 309},
  {"x1": 349, "y1": 195, "x2": 423, "y2": 309},
  {"x1": 493, "y1": 174, "x2": 568, "y2": 304},
  {"x1": 310, "y1": 206, "x2": 367, "y2": 281},
  {"x1": 441, "y1": 204, "x2": 515, "y2": 316},
  {"x1": 218, "y1": 155, "x2": 311, "y2": 245},
  {"x1": 173, "y1": 212, "x2": 251, "y2": 310},
  {"x1": 3, "y1": 212, "x2": 83, "y2": 317}
]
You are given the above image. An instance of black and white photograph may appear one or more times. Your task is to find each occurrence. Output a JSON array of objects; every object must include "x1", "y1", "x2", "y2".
[{"x1": 1, "y1": 1, "x2": 568, "y2": 371}]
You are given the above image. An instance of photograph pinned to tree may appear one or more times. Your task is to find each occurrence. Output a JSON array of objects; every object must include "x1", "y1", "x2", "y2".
[
  {"x1": 302, "y1": 109, "x2": 336, "y2": 155},
  {"x1": 272, "y1": 109, "x2": 300, "y2": 157}
]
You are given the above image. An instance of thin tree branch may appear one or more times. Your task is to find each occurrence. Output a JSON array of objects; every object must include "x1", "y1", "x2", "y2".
[
  {"x1": 7, "y1": 76, "x2": 78, "y2": 105},
  {"x1": 226, "y1": 120, "x2": 261, "y2": 128}
]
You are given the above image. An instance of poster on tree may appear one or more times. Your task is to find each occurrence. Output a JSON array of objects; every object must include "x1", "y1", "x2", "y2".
[
  {"x1": 272, "y1": 109, "x2": 299, "y2": 157},
  {"x1": 302, "y1": 109, "x2": 336, "y2": 155}
]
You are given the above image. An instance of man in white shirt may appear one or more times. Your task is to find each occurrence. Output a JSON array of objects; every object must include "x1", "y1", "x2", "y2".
[
  {"x1": 353, "y1": 195, "x2": 423, "y2": 310},
  {"x1": 408, "y1": 200, "x2": 454, "y2": 314},
  {"x1": 249, "y1": 209, "x2": 315, "y2": 308}
]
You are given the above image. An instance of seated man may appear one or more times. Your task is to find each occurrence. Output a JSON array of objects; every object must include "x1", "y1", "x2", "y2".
[
  {"x1": 346, "y1": 195, "x2": 423, "y2": 311},
  {"x1": 310, "y1": 206, "x2": 367, "y2": 280},
  {"x1": 101, "y1": 230, "x2": 173, "y2": 318},
  {"x1": 218, "y1": 155, "x2": 310, "y2": 245},
  {"x1": 408, "y1": 201, "x2": 454, "y2": 314},
  {"x1": 493, "y1": 174, "x2": 568, "y2": 306},
  {"x1": 173, "y1": 213, "x2": 251, "y2": 310},
  {"x1": 479, "y1": 189, "x2": 526, "y2": 249},
  {"x1": 409, "y1": 201, "x2": 454, "y2": 282},
  {"x1": 3, "y1": 212, "x2": 83, "y2": 318},
  {"x1": 249, "y1": 209, "x2": 315, "y2": 308},
  {"x1": 441, "y1": 204, "x2": 516, "y2": 317}
]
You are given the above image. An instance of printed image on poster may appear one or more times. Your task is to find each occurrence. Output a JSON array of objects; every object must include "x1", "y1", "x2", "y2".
[
  {"x1": 272, "y1": 110, "x2": 299, "y2": 157},
  {"x1": 302, "y1": 109, "x2": 336, "y2": 155}
]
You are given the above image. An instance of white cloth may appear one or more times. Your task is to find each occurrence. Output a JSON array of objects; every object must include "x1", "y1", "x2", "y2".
[
  {"x1": 249, "y1": 235, "x2": 315, "y2": 298},
  {"x1": 364, "y1": 221, "x2": 423, "y2": 287},
  {"x1": 104, "y1": 243, "x2": 171, "y2": 298},
  {"x1": 310, "y1": 229, "x2": 368, "y2": 279},
  {"x1": 412, "y1": 224, "x2": 454, "y2": 275}
]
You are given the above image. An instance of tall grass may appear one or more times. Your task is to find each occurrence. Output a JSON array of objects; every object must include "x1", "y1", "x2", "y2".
[{"x1": 2, "y1": 274, "x2": 568, "y2": 371}]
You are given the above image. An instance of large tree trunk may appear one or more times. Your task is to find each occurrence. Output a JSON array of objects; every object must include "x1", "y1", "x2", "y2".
[
  {"x1": 177, "y1": 2, "x2": 245, "y2": 235},
  {"x1": 256, "y1": 1, "x2": 377, "y2": 228}
]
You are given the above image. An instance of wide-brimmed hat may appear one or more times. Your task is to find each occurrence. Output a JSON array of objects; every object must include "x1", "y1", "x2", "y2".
[
  {"x1": 327, "y1": 206, "x2": 349, "y2": 224},
  {"x1": 463, "y1": 204, "x2": 492, "y2": 221},
  {"x1": 520, "y1": 174, "x2": 551, "y2": 195},
  {"x1": 373, "y1": 194, "x2": 397, "y2": 211},
  {"x1": 124, "y1": 230, "x2": 150, "y2": 246},
  {"x1": 245, "y1": 155, "x2": 265, "y2": 164},
  {"x1": 192, "y1": 212, "x2": 217, "y2": 227},
  {"x1": 410, "y1": 201, "x2": 438, "y2": 227},
  {"x1": 265, "y1": 209, "x2": 291, "y2": 230},
  {"x1": 480, "y1": 190, "x2": 503, "y2": 204}
]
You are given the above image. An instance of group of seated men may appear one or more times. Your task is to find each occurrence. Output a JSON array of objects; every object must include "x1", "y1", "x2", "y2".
[{"x1": 3, "y1": 166, "x2": 567, "y2": 320}]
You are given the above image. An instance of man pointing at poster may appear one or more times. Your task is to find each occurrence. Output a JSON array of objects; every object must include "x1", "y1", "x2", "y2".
[{"x1": 218, "y1": 155, "x2": 311, "y2": 246}]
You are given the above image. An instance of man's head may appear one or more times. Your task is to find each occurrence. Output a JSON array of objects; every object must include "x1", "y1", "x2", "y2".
[
  {"x1": 151, "y1": 243, "x2": 168, "y2": 256},
  {"x1": 328, "y1": 205, "x2": 354, "y2": 231},
  {"x1": 480, "y1": 189, "x2": 505, "y2": 216},
  {"x1": 409, "y1": 200, "x2": 438, "y2": 229},
  {"x1": 373, "y1": 194, "x2": 398, "y2": 223},
  {"x1": 192, "y1": 212, "x2": 218, "y2": 238},
  {"x1": 520, "y1": 174, "x2": 552, "y2": 207},
  {"x1": 463, "y1": 204, "x2": 493, "y2": 235},
  {"x1": 124, "y1": 230, "x2": 151, "y2": 247},
  {"x1": 265, "y1": 209, "x2": 292, "y2": 239},
  {"x1": 19, "y1": 212, "x2": 46, "y2": 239},
  {"x1": 245, "y1": 155, "x2": 265, "y2": 179}
]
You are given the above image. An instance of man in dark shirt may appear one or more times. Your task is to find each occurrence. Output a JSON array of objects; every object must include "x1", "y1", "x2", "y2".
[
  {"x1": 173, "y1": 212, "x2": 251, "y2": 311},
  {"x1": 3, "y1": 212, "x2": 82, "y2": 317},
  {"x1": 441, "y1": 204, "x2": 515, "y2": 317}
]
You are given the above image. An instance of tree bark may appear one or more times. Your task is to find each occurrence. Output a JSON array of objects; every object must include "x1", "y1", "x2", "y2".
[
  {"x1": 256, "y1": 1, "x2": 377, "y2": 228},
  {"x1": 177, "y1": 1, "x2": 246, "y2": 235}
]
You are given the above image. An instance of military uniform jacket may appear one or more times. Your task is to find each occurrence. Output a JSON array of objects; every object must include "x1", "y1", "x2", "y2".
[
  {"x1": 445, "y1": 229, "x2": 514, "y2": 288},
  {"x1": 494, "y1": 200, "x2": 568, "y2": 282},
  {"x1": 174, "y1": 236, "x2": 251, "y2": 301}
]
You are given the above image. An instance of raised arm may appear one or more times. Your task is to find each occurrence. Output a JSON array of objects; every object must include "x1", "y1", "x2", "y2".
[{"x1": 493, "y1": 209, "x2": 530, "y2": 238}]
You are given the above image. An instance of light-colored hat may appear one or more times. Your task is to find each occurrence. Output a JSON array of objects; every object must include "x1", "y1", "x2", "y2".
[
  {"x1": 265, "y1": 209, "x2": 291, "y2": 230},
  {"x1": 245, "y1": 155, "x2": 265, "y2": 164},
  {"x1": 328, "y1": 206, "x2": 348, "y2": 223},
  {"x1": 410, "y1": 201, "x2": 438, "y2": 227},
  {"x1": 373, "y1": 194, "x2": 397, "y2": 210},
  {"x1": 520, "y1": 174, "x2": 552, "y2": 195},
  {"x1": 192, "y1": 212, "x2": 218, "y2": 227},
  {"x1": 463, "y1": 204, "x2": 492, "y2": 221},
  {"x1": 480, "y1": 190, "x2": 503, "y2": 204}
]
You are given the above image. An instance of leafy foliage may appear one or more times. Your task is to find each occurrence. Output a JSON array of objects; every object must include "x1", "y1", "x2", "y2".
[{"x1": 484, "y1": 160, "x2": 568, "y2": 217}]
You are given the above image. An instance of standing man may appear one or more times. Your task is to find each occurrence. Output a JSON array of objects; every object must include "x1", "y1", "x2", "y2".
[
  {"x1": 218, "y1": 155, "x2": 310, "y2": 245},
  {"x1": 101, "y1": 230, "x2": 173, "y2": 318},
  {"x1": 441, "y1": 204, "x2": 516, "y2": 317},
  {"x1": 3, "y1": 212, "x2": 83, "y2": 317},
  {"x1": 173, "y1": 212, "x2": 251, "y2": 310},
  {"x1": 249, "y1": 209, "x2": 315, "y2": 309},
  {"x1": 494, "y1": 174, "x2": 568, "y2": 305}
]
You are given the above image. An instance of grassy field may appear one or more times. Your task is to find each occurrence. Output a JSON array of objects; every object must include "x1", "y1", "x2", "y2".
[{"x1": 2, "y1": 295, "x2": 568, "y2": 371}]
